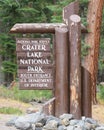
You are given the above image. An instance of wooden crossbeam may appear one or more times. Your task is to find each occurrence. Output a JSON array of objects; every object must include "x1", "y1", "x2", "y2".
[{"x1": 10, "y1": 23, "x2": 87, "y2": 34}]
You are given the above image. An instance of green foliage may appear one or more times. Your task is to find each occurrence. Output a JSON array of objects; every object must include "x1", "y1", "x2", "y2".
[
  {"x1": 0, "y1": 0, "x2": 104, "y2": 84},
  {"x1": 79, "y1": 0, "x2": 88, "y2": 26},
  {"x1": 98, "y1": 9, "x2": 104, "y2": 81},
  {"x1": 0, "y1": 33, "x2": 16, "y2": 81},
  {"x1": 47, "y1": 0, "x2": 89, "y2": 24},
  {"x1": 47, "y1": 0, "x2": 74, "y2": 23},
  {"x1": 1, "y1": 61, "x2": 17, "y2": 74},
  {"x1": 0, "y1": 107, "x2": 22, "y2": 115},
  {"x1": 97, "y1": 84, "x2": 104, "y2": 100},
  {"x1": 0, "y1": 85, "x2": 52, "y2": 103},
  {"x1": 81, "y1": 41, "x2": 91, "y2": 58},
  {"x1": 0, "y1": 0, "x2": 53, "y2": 84},
  {"x1": 99, "y1": 10, "x2": 104, "y2": 63},
  {"x1": 0, "y1": 33, "x2": 15, "y2": 56}
]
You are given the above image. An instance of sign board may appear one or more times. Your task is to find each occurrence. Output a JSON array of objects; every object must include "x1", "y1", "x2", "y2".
[{"x1": 16, "y1": 38, "x2": 54, "y2": 90}]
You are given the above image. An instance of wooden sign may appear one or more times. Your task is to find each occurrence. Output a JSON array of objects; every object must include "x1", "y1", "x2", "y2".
[{"x1": 16, "y1": 38, "x2": 54, "y2": 90}]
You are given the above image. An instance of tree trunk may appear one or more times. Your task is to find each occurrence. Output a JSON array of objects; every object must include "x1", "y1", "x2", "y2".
[{"x1": 83, "y1": 0, "x2": 104, "y2": 104}]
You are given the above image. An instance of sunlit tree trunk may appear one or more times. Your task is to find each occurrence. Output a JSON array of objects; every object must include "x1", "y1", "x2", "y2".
[{"x1": 83, "y1": 0, "x2": 104, "y2": 104}]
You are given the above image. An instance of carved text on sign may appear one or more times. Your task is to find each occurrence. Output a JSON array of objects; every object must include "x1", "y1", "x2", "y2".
[
  {"x1": 16, "y1": 38, "x2": 51, "y2": 52},
  {"x1": 16, "y1": 38, "x2": 54, "y2": 89}
]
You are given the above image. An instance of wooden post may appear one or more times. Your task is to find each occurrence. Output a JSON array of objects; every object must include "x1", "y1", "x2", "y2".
[
  {"x1": 81, "y1": 66, "x2": 92, "y2": 117},
  {"x1": 55, "y1": 27, "x2": 69, "y2": 117},
  {"x1": 68, "y1": 15, "x2": 81, "y2": 119},
  {"x1": 63, "y1": 0, "x2": 79, "y2": 25},
  {"x1": 43, "y1": 97, "x2": 55, "y2": 115}
]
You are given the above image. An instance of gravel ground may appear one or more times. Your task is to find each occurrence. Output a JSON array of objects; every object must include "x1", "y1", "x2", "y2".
[
  {"x1": 0, "y1": 98, "x2": 104, "y2": 130},
  {"x1": 0, "y1": 114, "x2": 17, "y2": 130}
]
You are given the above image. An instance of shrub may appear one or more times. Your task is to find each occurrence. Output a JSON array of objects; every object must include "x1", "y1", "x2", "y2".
[
  {"x1": 0, "y1": 107, "x2": 22, "y2": 115},
  {"x1": 0, "y1": 85, "x2": 52, "y2": 103},
  {"x1": 97, "y1": 84, "x2": 104, "y2": 100}
]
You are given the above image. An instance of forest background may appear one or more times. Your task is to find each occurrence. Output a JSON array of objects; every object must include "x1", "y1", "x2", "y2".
[{"x1": 0, "y1": 0, "x2": 104, "y2": 87}]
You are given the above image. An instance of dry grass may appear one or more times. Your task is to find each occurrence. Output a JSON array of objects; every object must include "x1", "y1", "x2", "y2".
[
  {"x1": 92, "y1": 104, "x2": 104, "y2": 123},
  {"x1": 0, "y1": 97, "x2": 104, "y2": 124},
  {"x1": 0, "y1": 98, "x2": 31, "y2": 113}
]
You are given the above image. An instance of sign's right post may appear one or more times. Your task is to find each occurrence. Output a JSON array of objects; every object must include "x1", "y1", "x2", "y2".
[{"x1": 68, "y1": 14, "x2": 82, "y2": 119}]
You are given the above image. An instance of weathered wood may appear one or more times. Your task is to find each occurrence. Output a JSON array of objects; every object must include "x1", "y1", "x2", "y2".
[
  {"x1": 83, "y1": 0, "x2": 104, "y2": 104},
  {"x1": 81, "y1": 66, "x2": 92, "y2": 117},
  {"x1": 19, "y1": 83, "x2": 53, "y2": 90},
  {"x1": 63, "y1": 0, "x2": 88, "y2": 33},
  {"x1": 17, "y1": 52, "x2": 52, "y2": 59},
  {"x1": 81, "y1": 23, "x2": 88, "y2": 33},
  {"x1": 16, "y1": 38, "x2": 54, "y2": 90},
  {"x1": 16, "y1": 38, "x2": 51, "y2": 52},
  {"x1": 10, "y1": 23, "x2": 87, "y2": 34},
  {"x1": 43, "y1": 97, "x2": 55, "y2": 115},
  {"x1": 18, "y1": 67, "x2": 54, "y2": 90},
  {"x1": 68, "y1": 15, "x2": 81, "y2": 119},
  {"x1": 63, "y1": 0, "x2": 79, "y2": 25},
  {"x1": 55, "y1": 27, "x2": 69, "y2": 117},
  {"x1": 10, "y1": 23, "x2": 67, "y2": 33}
]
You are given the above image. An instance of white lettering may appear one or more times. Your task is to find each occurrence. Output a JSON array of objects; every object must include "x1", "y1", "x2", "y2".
[
  {"x1": 27, "y1": 52, "x2": 42, "y2": 58},
  {"x1": 19, "y1": 59, "x2": 49, "y2": 65},
  {"x1": 21, "y1": 44, "x2": 46, "y2": 51},
  {"x1": 28, "y1": 78, "x2": 52, "y2": 82},
  {"x1": 20, "y1": 78, "x2": 27, "y2": 82},
  {"x1": 27, "y1": 66, "x2": 44, "y2": 73},
  {"x1": 30, "y1": 83, "x2": 48, "y2": 87},
  {"x1": 20, "y1": 73, "x2": 52, "y2": 78}
]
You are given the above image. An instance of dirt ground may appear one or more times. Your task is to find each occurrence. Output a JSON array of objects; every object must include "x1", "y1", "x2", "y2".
[
  {"x1": 0, "y1": 98, "x2": 32, "y2": 113},
  {"x1": 0, "y1": 98, "x2": 31, "y2": 129},
  {"x1": 92, "y1": 104, "x2": 104, "y2": 124},
  {"x1": 0, "y1": 98, "x2": 43, "y2": 130},
  {"x1": 0, "y1": 97, "x2": 104, "y2": 129},
  {"x1": 0, "y1": 114, "x2": 17, "y2": 130}
]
